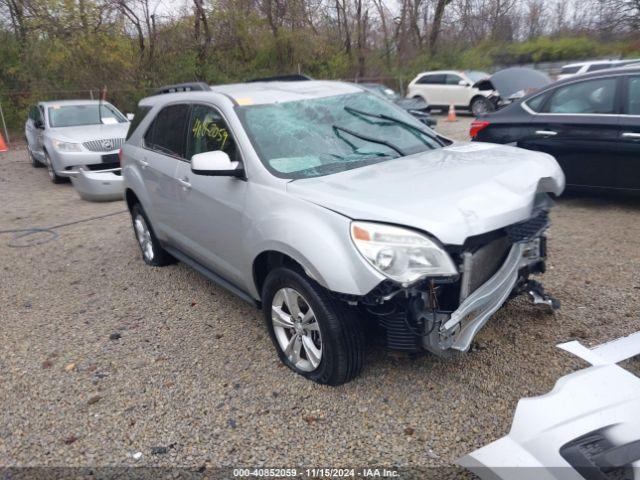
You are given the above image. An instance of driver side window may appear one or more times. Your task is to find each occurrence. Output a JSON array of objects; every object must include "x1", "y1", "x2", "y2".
[
  {"x1": 445, "y1": 74, "x2": 463, "y2": 85},
  {"x1": 626, "y1": 77, "x2": 640, "y2": 115},
  {"x1": 186, "y1": 104, "x2": 237, "y2": 162},
  {"x1": 29, "y1": 106, "x2": 42, "y2": 123}
]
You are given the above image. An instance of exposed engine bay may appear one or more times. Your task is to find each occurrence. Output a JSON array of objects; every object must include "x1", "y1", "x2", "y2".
[{"x1": 346, "y1": 197, "x2": 559, "y2": 355}]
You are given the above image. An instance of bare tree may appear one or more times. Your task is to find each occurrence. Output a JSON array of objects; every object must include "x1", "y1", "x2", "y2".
[
  {"x1": 193, "y1": 0, "x2": 211, "y2": 80},
  {"x1": 523, "y1": 0, "x2": 544, "y2": 39},
  {"x1": 354, "y1": 0, "x2": 369, "y2": 76},
  {"x1": 428, "y1": 0, "x2": 452, "y2": 53}
]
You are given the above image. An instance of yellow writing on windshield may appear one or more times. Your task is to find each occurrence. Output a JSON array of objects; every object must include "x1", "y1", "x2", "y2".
[{"x1": 192, "y1": 117, "x2": 229, "y2": 150}]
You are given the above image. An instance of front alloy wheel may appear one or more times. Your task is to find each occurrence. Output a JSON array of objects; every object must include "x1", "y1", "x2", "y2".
[
  {"x1": 44, "y1": 152, "x2": 65, "y2": 183},
  {"x1": 271, "y1": 287, "x2": 323, "y2": 372},
  {"x1": 130, "y1": 203, "x2": 175, "y2": 267},
  {"x1": 29, "y1": 146, "x2": 44, "y2": 168},
  {"x1": 262, "y1": 267, "x2": 364, "y2": 385},
  {"x1": 134, "y1": 213, "x2": 155, "y2": 263},
  {"x1": 471, "y1": 97, "x2": 493, "y2": 117}
]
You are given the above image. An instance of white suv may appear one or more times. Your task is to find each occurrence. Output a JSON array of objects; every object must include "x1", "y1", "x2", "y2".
[{"x1": 407, "y1": 70, "x2": 493, "y2": 116}]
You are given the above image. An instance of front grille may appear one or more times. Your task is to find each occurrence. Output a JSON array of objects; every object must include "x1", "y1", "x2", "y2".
[
  {"x1": 86, "y1": 162, "x2": 119, "y2": 171},
  {"x1": 83, "y1": 138, "x2": 124, "y2": 152},
  {"x1": 101, "y1": 153, "x2": 119, "y2": 163},
  {"x1": 506, "y1": 210, "x2": 549, "y2": 243}
]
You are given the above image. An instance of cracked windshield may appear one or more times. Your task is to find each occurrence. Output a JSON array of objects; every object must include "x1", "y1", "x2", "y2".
[{"x1": 238, "y1": 92, "x2": 442, "y2": 178}]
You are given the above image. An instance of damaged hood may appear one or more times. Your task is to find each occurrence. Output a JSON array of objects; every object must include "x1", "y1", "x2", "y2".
[
  {"x1": 486, "y1": 67, "x2": 551, "y2": 100},
  {"x1": 287, "y1": 142, "x2": 565, "y2": 245}
]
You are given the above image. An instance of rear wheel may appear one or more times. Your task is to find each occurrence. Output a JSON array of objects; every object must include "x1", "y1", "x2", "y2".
[
  {"x1": 262, "y1": 267, "x2": 364, "y2": 385},
  {"x1": 44, "y1": 152, "x2": 66, "y2": 183},
  {"x1": 130, "y1": 203, "x2": 175, "y2": 266}
]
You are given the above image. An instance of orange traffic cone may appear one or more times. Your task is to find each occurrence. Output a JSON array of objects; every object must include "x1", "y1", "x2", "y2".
[
  {"x1": 446, "y1": 104, "x2": 457, "y2": 122},
  {"x1": 0, "y1": 133, "x2": 7, "y2": 153}
]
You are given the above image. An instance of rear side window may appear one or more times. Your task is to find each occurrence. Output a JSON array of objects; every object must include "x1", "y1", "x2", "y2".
[
  {"x1": 144, "y1": 104, "x2": 190, "y2": 158},
  {"x1": 417, "y1": 74, "x2": 445, "y2": 85},
  {"x1": 544, "y1": 78, "x2": 617, "y2": 114},
  {"x1": 126, "y1": 106, "x2": 151, "y2": 140},
  {"x1": 627, "y1": 77, "x2": 640, "y2": 115},
  {"x1": 186, "y1": 104, "x2": 238, "y2": 162}
]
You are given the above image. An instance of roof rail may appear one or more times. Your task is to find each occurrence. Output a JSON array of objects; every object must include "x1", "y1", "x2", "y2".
[
  {"x1": 246, "y1": 74, "x2": 313, "y2": 83},
  {"x1": 153, "y1": 82, "x2": 210, "y2": 95}
]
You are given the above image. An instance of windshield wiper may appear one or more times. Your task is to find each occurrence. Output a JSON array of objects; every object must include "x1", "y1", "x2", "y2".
[
  {"x1": 344, "y1": 105, "x2": 441, "y2": 146},
  {"x1": 332, "y1": 125, "x2": 406, "y2": 156}
]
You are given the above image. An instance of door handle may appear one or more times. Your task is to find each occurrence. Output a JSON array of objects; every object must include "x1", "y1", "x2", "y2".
[
  {"x1": 535, "y1": 130, "x2": 558, "y2": 136},
  {"x1": 178, "y1": 177, "x2": 191, "y2": 189},
  {"x1": 621, "y1": 132, "x2": 640, "y2": 139},
  {"x1": 138, "y1": 159, "x2": 149, "y2": 169}
]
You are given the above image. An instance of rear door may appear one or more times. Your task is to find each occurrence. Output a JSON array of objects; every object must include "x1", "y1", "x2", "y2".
[
  {"x1": 616, "y1": 75, "x2": 640, "y2": 191},
  {"x1": 412, "y1": 74, "x2": 446, "y2": 108},
  {"x1": 172, "y1": 103, "x2": 248, "y2": 287},
  {"x1": 140, "y1": 103, "x2": 191, "y2": 240},
  {"x1": 518, "y1": 76, "x2": 621, "y2": 190}
]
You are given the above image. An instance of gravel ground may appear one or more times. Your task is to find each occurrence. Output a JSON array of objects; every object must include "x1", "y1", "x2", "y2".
[{"x1": 1, "y1": 120, "x2": 639, "y2": 474}]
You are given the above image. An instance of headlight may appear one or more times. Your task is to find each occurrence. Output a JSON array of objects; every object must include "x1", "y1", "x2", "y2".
[
  {"x1": 350, "y1": 221, "x2": 457, "y2": 285},
  {"x1": 52, "y1": 139, "x2": 83, "y2": 152}
]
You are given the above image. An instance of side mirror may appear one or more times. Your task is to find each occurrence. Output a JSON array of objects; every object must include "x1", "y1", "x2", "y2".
[
  {"x1": 126, "y1": 113, "x2": 135, "y2": 121},
  {"x1": 458, "y1": 80, "x2": 470, "y2": 87},
  {"x1": 34, "y1": 120, "x2": 44, "y2": 129},
  {"x1": 191, "y1": 150, "x2": 243, "y2": 177}
]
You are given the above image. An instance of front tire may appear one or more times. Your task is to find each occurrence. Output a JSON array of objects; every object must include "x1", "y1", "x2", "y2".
[
  {"x1": 130, "y1": 203, "x2": 176, "y2": 267},
  {"x1": 29, "y1": 147, "x2": 44, "y2": 168},
  {"x1": 262, "y1": 267, "x2": 364, "y2": 385},
  {"x1": 44, "y1": 152, "x2": 66, "y2": 183},
  {"x1": 470, "y1": 96, "x2": 494, "y2": 117}
]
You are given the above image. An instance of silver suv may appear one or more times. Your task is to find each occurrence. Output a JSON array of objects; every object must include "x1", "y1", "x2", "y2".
[{"x1": 122, "y1": 80, "x2": 565, "y2": 385}]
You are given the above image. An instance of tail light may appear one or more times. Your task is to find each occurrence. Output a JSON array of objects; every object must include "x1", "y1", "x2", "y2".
[
  {"x1": 470, "y1": 121, "x2": 490, "y2": 139},
  {"x1": 118, "y1": 147, "x2": 123, "y2": 166}
]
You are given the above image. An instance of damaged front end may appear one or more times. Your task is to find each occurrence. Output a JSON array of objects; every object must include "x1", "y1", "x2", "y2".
[{"x1": 349, "y1": 200, "x2": 559, "y2": 355}]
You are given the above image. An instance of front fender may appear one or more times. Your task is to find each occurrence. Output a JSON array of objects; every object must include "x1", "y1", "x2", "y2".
[
  {"x1": 122, "y1": 162, "x2": 158, "y2": 232},
  {"x1": 244, "y1": 191, "x2": 384, "y2": 298}
]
